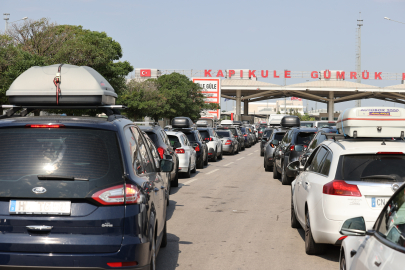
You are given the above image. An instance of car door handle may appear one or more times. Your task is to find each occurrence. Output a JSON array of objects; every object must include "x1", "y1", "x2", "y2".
[
  {"x1": 26, "y1": 225, "x2": 53, "y2": 231},
  {"x1": 374, "y1": 261, "x2": 381, "y2": 267},
  {"x1": 305, "y1": 181, "x2": 309, "y2": 185},
  {"x1": 154, "y1": 187, "x2": 160, "y2": 192}
]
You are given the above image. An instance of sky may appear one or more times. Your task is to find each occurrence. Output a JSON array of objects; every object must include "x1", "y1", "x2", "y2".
[{"x1": 2, "y1": 0, "x2": 405, "y2": 112}]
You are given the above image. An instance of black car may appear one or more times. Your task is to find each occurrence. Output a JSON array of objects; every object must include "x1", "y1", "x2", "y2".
[
  {"x1": 298, "y1": 127, "x2": 338, "y2": 166},
  {"x1": 260, "y1": 128, "x2": 274, "y2": 156},
  {"x1": 140, "y1": 124, "x2": 180, "y2": 187},
  {"x1": 240, "y1": 126, "x2": 253, "y2": 148},
  {"x1": 174, "y1": 128, "x2": 208, "y2": 168},
  {"x1": 217, "y1": 125, "x2": 245, "y2": 151},
  {"x1": 0, "y1": 113, "x2": 174, "y2": 270},
  {"x1": 273, "y1": 127, "x2": 317, "y2": 185}
]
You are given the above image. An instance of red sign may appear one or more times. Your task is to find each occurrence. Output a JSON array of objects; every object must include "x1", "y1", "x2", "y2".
[
  {"x1": 291, "y1": 97, "x2": 302, "y2": 101},
  {"x1": 140, "y1": 69, "x2": 151, "y2": 77}
]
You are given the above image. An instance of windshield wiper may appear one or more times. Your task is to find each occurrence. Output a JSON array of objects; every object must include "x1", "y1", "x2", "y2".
[
  {"x1": 361, "y1": 175, "x2": 400, "y2": 182},
  {"x1": 37, "y1": 175, "x2": 89, "y2": 181}
]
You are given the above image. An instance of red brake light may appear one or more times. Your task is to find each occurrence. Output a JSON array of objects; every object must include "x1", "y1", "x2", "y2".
[
  {"x1": 92, "y1": 184, "x2": 141, "y2": 205},
  {"x1": 157, "y1": 147, "x2": 164, "y2": 159},
  {"x1": 338, "y1": 236, "x2": 348, "y2": 241},
  {"x1": 27, "y1": 124, "x2": 64, "y2": 128},
  {"x1": 204, "y1": 138, "x2": 213, "y2": 141},
  {"x1": 195, "y1": 145, "x2": 200, "y2": 151},
  {"x1": 107, "y1": 261, "x2": 138, "y2": 267},
  {"x1": 225, "y1": 140, "x2": 232, "y2": 145},
  {"x1": 323, "y1": 180, "x2": 361, "y2": 197},
  {"x1": 289, "y1": 145, "x2": 295, "y2": 151},
  {"x1": 244, "y1": 134, "x2": 247, "y2": 137},
  {"x1": 377, "y1": 152, "x2": 404, "y2": 155},
  {"x1": 270, "y1": 143, "x2": 275, "y2": 148},
  {"x1": 175, "y1": 148, "x2": 185, "y2": 154},
  {"x1": 258, "y1": 131, "x2": 263, "y2": 133}
]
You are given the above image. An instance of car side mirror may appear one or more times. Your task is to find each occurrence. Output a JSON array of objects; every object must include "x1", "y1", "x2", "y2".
[
  {"x1": 160, "y1": 159, "x2": 174, "y2": 173},
  {"x1": 340, "y1": 217, "x2": 366, "y2": 236},
  {"x1": 173, "y1": 142, "x2": 181, "y2": 149}
]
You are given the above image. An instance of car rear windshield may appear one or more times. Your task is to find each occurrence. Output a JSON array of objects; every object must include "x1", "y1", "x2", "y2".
[
  {"x1": 259, "y1": 127, "x2": 266, "y2": 131},
  {"x1": 264, "y1": 130, "x2": 273, "y2": 137},
  {"x1": 296, "y1": 132, "x2": 315, "y2": 145},
  {"x1": 146, "y1": 132, "x2": 159, "y2": 146},
  {"x1": 338, "y1": 154, "x2": 405, "y2": 181},
  {"x1": 301, "y1": 123, "x2": 314, "y2": 127},
  {"x1": 273, "y1": 133, "x2": 285, "y2": 141},
  {"x1": 199, "y1": 130, "x2": 210, "y2": 140},
  {"x1": 168, "y1": 135, "x2": 181, "y2": 147},
  {"x1": 317, "y1": 122, "x2": 335, "y2": 128},
  {"x1": 185, "y1": 132, "x2": 196, "y2": 142},
  {"x1": 217, "y1": 131, "x2": 231, "y2": 138},
  {"x1": 0, "y1": 128, "x2": 123, "y2": 198}
]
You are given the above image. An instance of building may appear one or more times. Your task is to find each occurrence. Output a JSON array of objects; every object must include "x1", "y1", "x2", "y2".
[{"x1": 248, "y1": 99, "x2": 304, "y2": 115}]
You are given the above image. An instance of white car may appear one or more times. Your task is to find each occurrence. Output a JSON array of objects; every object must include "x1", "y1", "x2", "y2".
[
  {"x1": 290, "y1": 139, "x2": 405, "y2": 255},
  {"x1": 197, "y1": 127, "x2": 223, "y2": 162},
  {"x1": 340, "y1": 183, "x2": 405, "y2": 270},
  {"x1": 166, "y1": 131, "x2": 197, "y2": 178}
]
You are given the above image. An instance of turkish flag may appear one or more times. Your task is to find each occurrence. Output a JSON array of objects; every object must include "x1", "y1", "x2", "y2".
[{"x1": 140, "y1": 69, "x2": 151, "y2": 77}]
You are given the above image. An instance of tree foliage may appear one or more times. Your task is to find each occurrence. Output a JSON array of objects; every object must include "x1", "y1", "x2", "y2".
[{"x1": 0, "y1": 18, "x2": 133, "y2": 105}]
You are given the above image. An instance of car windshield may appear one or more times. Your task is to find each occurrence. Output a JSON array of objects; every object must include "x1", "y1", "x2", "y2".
[
  {"x1": 317, "y1": 122, "x2": 335, "y2": 128},
  {"x1": 217, "y1": 131, "x2": 230, "y2": 138},
  {"x1": 296, "y1": 132, "x2": 315, "y2": 145},
  {"x1": 301, "y1": 123, "x2": 314, "y2": 127},
  {"x1": 185, "y1": 132, "x2": 196, "y2": 142},
  {"x1": 264, "y1": 130, "x2": 273, "y2": 137},
  {"x1": 340, "y1": 154, "x2": 405, "y2": 181}
]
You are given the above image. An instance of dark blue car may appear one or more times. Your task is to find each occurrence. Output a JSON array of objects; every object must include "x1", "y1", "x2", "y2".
[{"x1": 0, "y1": 115, "x2": 173, "y2": 269}]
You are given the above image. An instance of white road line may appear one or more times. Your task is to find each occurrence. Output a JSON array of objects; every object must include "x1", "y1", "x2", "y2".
[
  {"x1": 254, "y1": 150, "x2": 258, "y2": 152},
  {"x1": 206, "y1": 169, "x2": 219, "y2": 175},
  {"x1": 182, "y1": 178, "x2": 198, "y2": 185},
  {"x1": 236, "y1": 157, "x2": 245, "y2": 161},
  {"x1": 224, "y1": 162, "x2": 234, "y2": 166},
  {"x1": 248, "y1": 153, "x2": 253, "y2": 156}
]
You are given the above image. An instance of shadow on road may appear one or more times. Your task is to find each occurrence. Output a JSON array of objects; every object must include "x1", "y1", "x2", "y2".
[
  {"x1": 296, "y1": 228, "x2": 340, "y2": 262},
  {"x1": 157, "y1": 232, "x2": 193, "y2": 270}
]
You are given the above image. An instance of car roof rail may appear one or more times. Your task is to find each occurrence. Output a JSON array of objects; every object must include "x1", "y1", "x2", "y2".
[
  {"x1": 134, "y1": 121, "x2": 160, "y2": 127},
  {"x1": 0, "y1": 104, "x2": 127, "y2": 122}
]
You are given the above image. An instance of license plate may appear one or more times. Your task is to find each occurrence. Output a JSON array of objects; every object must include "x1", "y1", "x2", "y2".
[
  {"x1": 9, "y1": 200, "x2": 71, "y2": 215},
  {"x1": 370, "y1": 197, "x2": 389, "y2": 208}
]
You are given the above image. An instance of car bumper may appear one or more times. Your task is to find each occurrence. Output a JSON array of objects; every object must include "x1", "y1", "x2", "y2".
[
  {"x1": 178, "y1": 156, "x2": 190, "y2": 172},
  {"x1": 222, "y1": 144, "x2": 233, "y2": 153},
  {"x1": 265, "y1": 156, "x2": 274, "y2": 167}
]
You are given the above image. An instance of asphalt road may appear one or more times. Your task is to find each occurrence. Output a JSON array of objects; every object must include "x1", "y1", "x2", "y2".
[{"x1": 157, "y1": 144, "x2": 340, "y2": 270}]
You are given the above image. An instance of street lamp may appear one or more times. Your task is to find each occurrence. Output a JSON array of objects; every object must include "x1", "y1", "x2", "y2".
[
  {"x1": 3, "y1": 14, "x2": 28, "y2": 32},
  {"x1": 384, "y1": 17, "x2": 405, "y2": 25}
]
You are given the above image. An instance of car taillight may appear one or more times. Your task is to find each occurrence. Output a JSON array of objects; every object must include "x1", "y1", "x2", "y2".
[
  {"x1": 107, "y1": 261, "x2": 138, "y2": 267},
  {"x1": 323, "y1": 180, "x2": 361, "y2": 197},
  {"x1": 244, "y1": 134, "x2": 247, "y2": 137},
  {"x1": 234, "y1": 135, "x2": 238, "y2": 138},
  {"x1": 259, "y1": 131, "x2": 263, "y2": 133},
  {"x1": 26, "y1": 124, "x2": 64, "y2": 128},
  {"x1": 92, "y1": 184, "x2": 141, "y2": 205},
  {"x1": 175, "y1": 149, "x2": 185, "y2": 154},
  {"x1": 225, "y1": 140, "x2": 232, "y2": 145},
  {"x1": 270, "y1": 143, "x2": 275, "y2": 148},
  {"x1": 157, "y1": 147, "x2": 164, "y2": 159},
  {"x1": 195, "y1": 145, "x2": 200, "y2": 151},
  {"x1": 204, "y1": 138, "x2": 213, "y2": 141},
  {"x1": 289, "y1": 145, "x2": 295, "y2": 151}
]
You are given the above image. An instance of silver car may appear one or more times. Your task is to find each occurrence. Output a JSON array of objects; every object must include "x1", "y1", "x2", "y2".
[
  {"x1": 166, "y1": 131, "x2": 197, "y2": 178},
  {"x1": 216, "y1": 130, "x2": 239, "y2": 155},
  {"x1": 263, "y1": 130, "x2": 287, "y2": 172}
]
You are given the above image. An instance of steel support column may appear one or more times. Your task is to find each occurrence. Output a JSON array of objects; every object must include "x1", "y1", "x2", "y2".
[
  {"x1": 244, "y1": 99, "x2": 249, "y2": 116},
  {"x1": 328, "y1": 91, "x2": 334, "y2": 121},
  {"x1": 236, "y1": 90, "x2": 241, "y2": 121}
]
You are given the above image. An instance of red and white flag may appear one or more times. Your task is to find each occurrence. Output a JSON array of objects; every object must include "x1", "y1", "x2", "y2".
[
  {"x1": 140, "y1": 69, "x2": 151, "y2": 77},
  {"x1": 291, "y1": 97, "x2": 302, "y2": 101}
]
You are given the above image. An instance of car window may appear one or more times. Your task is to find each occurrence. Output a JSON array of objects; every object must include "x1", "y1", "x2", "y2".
[
  {"x1": 273, "y1": 132, "x2": 285, "y2": 141},
  {"x1": 161, "y1": 130, "x2": 170, "y2": 146},
  {"x1": 317, "y1": 122, "x2": 335, "y2": 128},
  {"x1": 196, "y1": 131, "x2": 203, "y2": 142},
  {"x1": 199, "y1": 130, "x2": 210, "y2": 140},
  {"x1": 132, "y1": 128, "x2": 155, "y2": 173},
  {"x1": 376, "y1": 188, "x2": 405, "y2": 247},
  {"x1": 264, "y1": 130, "x2": 273, "y2": 137},
  {"x1": 145, "y1": 132, "x2": 159, "y2": 146},
  {"x1": 296, "y1": 132, "x2": 315, "y2": 145},
  {"x1": 319, "y1": 152, "x2": 332, "y2": 176},
  {"x1": 282, "y1": 132, "x2": 289, "y2": 143},
  {"x1": 217, "y1": 131, "x2": 230, "y2": 138},
  {"x1": 168, "y1": 135, "x2": 181, "y2": 147},
  {"x1": 308, "y1": 133, "x2": 324, "y2": 150},
  {"x1": 125, "y1": 127, "x2": 145, "y2": 175},
  {"x1": 144, "y1": 135, "x2": 161, "y2": 169},
  {"x1": 308, "y1": 147, "x2": 328, "y2": 173},
  {"x1": 185, "y1": 132, "x2": 196, "y2": 142}
]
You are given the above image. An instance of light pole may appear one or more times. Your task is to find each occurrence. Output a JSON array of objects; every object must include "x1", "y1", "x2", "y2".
[
  {"x1": 3, "y1": 14, "x2": 28, "y2": 33},
  {"x1": 384, "y1": 17, "x2": 405, "y2": 25}
]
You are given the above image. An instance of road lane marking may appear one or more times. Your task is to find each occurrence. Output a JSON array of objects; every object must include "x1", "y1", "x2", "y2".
[
  {"x1": 224, "y1": 162, "x2": 234, "y2": 166},
  {"x1": 237, "y1": 157, "x2": 245, "y2": 161},
  {"x1": 182, "y1": 178, "x2": 198, "y2": 185},
  {"x1": 206, "y1": 169, "x2": 219, "y2": 175},
  {"x1": 248, "y1": 153, "x2": 253, "y2": 156}
]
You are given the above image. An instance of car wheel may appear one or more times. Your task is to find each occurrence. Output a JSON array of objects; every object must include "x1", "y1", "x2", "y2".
[
  {"x1": 291, "y1": 192, "x2": 301, "y2": 228},
  {"x1": 264, "y1": 159, "x2": 272, "y2": 172},
  {"x1": 281, "y1": 165, "x2": 291, "y2": 185},
  {"x1": 305, "y1": 211, "x2": 327, "y2": 255},
  {"x1": 260, "y1": 149, "x2": 264, "y2": 156},
  {"x1": 191, "y1": 159, "x2": 197, "y2": 173},
  {"x1": 204, "y1": 152, "x2": 208, "y2": 166},
  {"x1": 149, "y1": 227, "x2": 157, "y2": 270},
  {"x1": 197, "y1": 157, "x2": 204, "y2": 169},
  {"x1": 340, "y1": 251, "x2": 346, "y2": 270},
  {"x1": 171, "y1": 166, "x2": 179, "y2": 187},
  {"x1": 273, "y1": 162, "x2": 281, "y2": 179},
  {"x1": 184, "y1": 162, "x2": 191, "y2": 178},
  {"x1": 219, "y1": 148, "x2": 223, "y2": 159},
  {"x1": 161, "y1": 221, "x2": 168, "y2": 248},
  {"x1": 212, "y1": 150, "x2": 218, "y2": 162}
]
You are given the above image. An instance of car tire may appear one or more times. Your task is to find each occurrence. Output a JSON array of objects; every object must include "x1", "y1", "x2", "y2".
[
  {"x1": 273, "y1": 162, "x2": 281, "y2": 179},
  {"x1": 171, "y1": 166, "x2": 179, "y2": 187},
  {"x1": 213, "y1": 150, "x2": 218, "y2": 162},
  {"x1": 219, "y1": 148, "x2": 223, "y2": 160},
  {"x1": 340, "y1": 251, "x2": 346, "y2": 270},
  {"x1": 305, "y1": 211, "x2": 327, "y2": 255},
  {"x1": 260, "y1": 149, "x2": 264, "y2": 156},
  {"x1": 264, "y1": 159, "x2": 272, "y2": 172},
  {"x1": 184, "y1": 163, "x2": 191, "y2": 178},
  {"x1": 281, "y1": 166, "x2": 292, "y2": 185},
  {"x1": 197, "y1": 157, "x2": 204, "y2": 169},
  {"x1": 149, "y1": 227, "x2": 157, "y2": 270},
  {"x1": 291, "y1": 193, "x2": 301, "y2": 229},
  {"x1": 161, "y1": 221, "x2": 168, "y2": 248},
  {"x1": 204, "y1": 152, "x2": 208, "y2": 166},
  {"x1": 191, "y1": 160, "x2": 197, "y2": 173}
]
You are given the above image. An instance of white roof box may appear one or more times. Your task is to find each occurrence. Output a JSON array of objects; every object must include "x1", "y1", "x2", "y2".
[
  {"x1": 220, "y1": 120, "x2": 233, "y2": 126},
  {"x1": 6, "y1": 64, "x2": 117, "y2": 106},
  {"x1": 337, "y1": 107, "x2": 405, "y2": 138}
]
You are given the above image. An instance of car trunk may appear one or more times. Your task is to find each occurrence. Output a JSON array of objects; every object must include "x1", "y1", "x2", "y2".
[{"x1": 0, "y1": 128, "x2": 125, "y2": 253}]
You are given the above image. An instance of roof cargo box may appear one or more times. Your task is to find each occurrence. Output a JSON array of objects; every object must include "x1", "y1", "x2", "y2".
[
  {"x1": 6, "y1": 64, "x2": 117, "y2": 106},
  {"x1": 172, "y1": 117, "x2": 193, "y2": 128},
  {"x1": 281, "y1": 116, "x2": 300, "y2": 128},
  {"x1": 233, "y1": 121, "x2": 242, "y2": 126},
  {"x1": 337, "y1": 107, "x2": 405, "y2": 138},
  {"x1": 197, "y1": 118, "x2": 214, "y2": 127},
  {"x1": 220, "y1": 120, "x2": 233, "y2": 126}
]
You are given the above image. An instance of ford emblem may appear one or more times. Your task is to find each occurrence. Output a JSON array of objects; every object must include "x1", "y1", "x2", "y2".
[
  {"x1": 32, "y1": 187, "x2": 47, "y2": 194},
  {"x1": 392, "y1": 184, "x2": 400, "y2": 192}
]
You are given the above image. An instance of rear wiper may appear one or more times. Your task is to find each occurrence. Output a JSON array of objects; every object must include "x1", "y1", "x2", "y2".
[
  {"x1": 37, "y1": 175, "x2": 89, "y2": 181},
  {"x1": 361, "y1": 175, "x2": 400, "y2": 182}
]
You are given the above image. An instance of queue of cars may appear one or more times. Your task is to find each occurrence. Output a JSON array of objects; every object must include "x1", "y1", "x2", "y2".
[{"x1": 261, "y1": 108, "x2": 405, "y2": 270}]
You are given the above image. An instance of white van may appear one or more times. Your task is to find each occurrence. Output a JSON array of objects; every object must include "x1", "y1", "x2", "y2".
[{"x1": 268, "y1": 114, "x2": 288, "y2": 126}]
